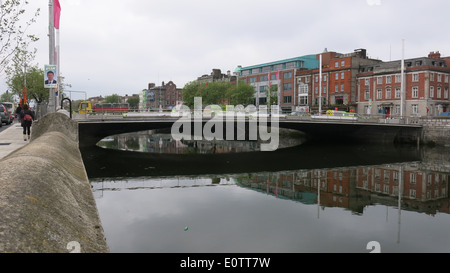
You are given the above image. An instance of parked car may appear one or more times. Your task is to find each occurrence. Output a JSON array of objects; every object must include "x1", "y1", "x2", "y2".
[
  {"x1": 0, "y1": 102, "x2": 14, "y2": 124},
  {"x1": 0, "y1": 103, "x2": 8, "y2": 126}
]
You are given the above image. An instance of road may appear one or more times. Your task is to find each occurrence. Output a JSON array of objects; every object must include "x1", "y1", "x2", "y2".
[{"x1": 0, "y1": 119, "x2": 19, "y2": 133}]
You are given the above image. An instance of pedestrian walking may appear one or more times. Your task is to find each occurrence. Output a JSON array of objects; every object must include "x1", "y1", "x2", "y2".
[
  {"x1": 20, "y1": 104, "x2": 35, "y2": 141},
  {"x1": 15, "y1": 104, "x2": 22, "y2": 122}
]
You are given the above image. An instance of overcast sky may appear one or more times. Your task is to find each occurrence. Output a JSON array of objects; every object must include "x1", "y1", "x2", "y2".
[{"x1": 2, "y1": 0, "x2": 450, "y2": 101}]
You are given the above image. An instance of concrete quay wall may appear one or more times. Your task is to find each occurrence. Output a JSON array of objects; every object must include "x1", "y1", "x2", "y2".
[{"x1": 0, "y1": 112, "x2": 109, "y2": 253}]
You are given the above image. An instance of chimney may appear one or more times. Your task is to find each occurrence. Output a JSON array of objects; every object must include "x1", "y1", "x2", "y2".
[{"x1": 428, "y1": 51, "x2": 441, "y2": 59}]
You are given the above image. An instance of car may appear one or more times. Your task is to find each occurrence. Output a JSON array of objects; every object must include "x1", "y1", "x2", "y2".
[
  {"x1": 0, "y1": 104, "x2": 7, "y2": 126},
  {"x1": 0, "y1": 102, "x2": 14, "y2": 124}
]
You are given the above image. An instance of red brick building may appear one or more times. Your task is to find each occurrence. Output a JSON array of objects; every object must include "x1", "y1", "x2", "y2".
[
  {"x1": 356, "y1": 51, "x2": 450, "y2": 117},
  {"x1": 296, "y1": 49, "x2": 381, "y2": 113}
]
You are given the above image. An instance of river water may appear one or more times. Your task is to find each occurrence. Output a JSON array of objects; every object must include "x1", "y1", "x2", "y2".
[{"x1": 80, "y1": 130, "x2": 450, "y2": 253}]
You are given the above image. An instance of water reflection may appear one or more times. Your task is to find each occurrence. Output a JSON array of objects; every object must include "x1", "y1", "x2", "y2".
[
  {"x1": 92, "y1": 161, "x2": 450, "y2": 217},
  {"x1": 84, "y1": 130, "x2": 450, "y2": 252},
  {"x1": 96, "y1": 129, "x2": 306, "y2": 154}
]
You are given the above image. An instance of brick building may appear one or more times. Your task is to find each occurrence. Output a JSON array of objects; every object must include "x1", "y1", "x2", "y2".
[
  {"x1": 235, "y1": 49, "x2": 380, "y2": 113},
  {"x1": 235, "y1": 55, "x2": 319, "y2": 112},
  {"x1": 140, "y1": 81, "x2": 183, "y2": 110},
  {"x1": 296, "y1": 49, "x2": 381, "y2": 113},
  {"x1": 356, "y1": 51, "x2": 450, "y2": 117}
]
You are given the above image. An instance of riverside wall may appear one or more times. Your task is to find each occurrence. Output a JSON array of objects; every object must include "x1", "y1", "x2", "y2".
[
  {"x1": 0, "y1": 112, "x2": 109, "y2": 253},
  {"x1": 420, "y1": 118, "x2": 450, "y2": 146}
]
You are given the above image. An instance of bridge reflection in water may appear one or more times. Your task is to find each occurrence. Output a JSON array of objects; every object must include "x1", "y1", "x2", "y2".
[{"x1": 83, "y1": 130, "x2": 450, "y2": 253}]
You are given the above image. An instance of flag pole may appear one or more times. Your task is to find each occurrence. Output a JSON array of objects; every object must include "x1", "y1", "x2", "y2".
[
  {"x1": 48, "y1": 0, "x2": 56, "y2": 113},
  {"x1": 319, "y1": 53, "x2": 322, "y2": 115}
]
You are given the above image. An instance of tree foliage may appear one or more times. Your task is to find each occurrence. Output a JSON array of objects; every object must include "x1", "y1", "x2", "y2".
[
  {"x1": 103, "y1": 94, "x2": 121, "y2": 103},
  {"x1": 126, "y1": 96, "x2": 139, "y2": 109},
  {"x1": 182, "y1": 80, "x2": 255, "y2": 108},
  {"x1": 0, "y1": 0, "x2": 40, "y2": 73},
  {"x1": 6, "y1": 62, "x2": 48, "y2": 103}
]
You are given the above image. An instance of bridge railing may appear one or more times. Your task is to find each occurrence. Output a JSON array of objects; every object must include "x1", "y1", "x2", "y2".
[{"x1": 73, "y1": 109, "x2": 426, "y2": 126}]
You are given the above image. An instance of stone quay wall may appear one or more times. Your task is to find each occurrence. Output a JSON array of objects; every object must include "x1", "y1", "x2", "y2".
[{"x1": 0, "y1": 112, "x2": 109, "y2": 253}]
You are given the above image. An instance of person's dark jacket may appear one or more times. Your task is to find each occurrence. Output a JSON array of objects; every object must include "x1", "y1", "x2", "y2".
[{"x1": 20, "y1": 109, "x2": 35, "y2": 127}]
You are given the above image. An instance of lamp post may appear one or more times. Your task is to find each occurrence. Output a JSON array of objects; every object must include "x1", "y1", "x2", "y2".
[{"x1": 319, "y1": 53, "x2": 322, "y2": 115}]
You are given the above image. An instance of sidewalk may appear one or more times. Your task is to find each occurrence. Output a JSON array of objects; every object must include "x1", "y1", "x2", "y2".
[{"x1": 0, "y1": 121, "x2": 29, "y2": 160}]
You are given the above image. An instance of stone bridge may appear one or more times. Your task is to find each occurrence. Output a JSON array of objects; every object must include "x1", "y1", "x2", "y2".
[{"x1": 76, "y1": 115, "x2": 423, "y2": 148}]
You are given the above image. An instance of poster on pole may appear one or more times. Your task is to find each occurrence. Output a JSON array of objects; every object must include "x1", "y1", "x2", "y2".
[{"x1": 44, "y1": 65, "x2": 58, "y2": 88}]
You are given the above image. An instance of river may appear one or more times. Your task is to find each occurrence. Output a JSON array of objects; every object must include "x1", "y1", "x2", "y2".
[{"x1": 80, "y1": 130, "x2": 450, "y2": 253}]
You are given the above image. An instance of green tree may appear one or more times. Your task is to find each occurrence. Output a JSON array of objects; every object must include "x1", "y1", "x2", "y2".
[
  {"x1": 103, "y1": 94, "x2": 121, "y2": 103},
  {"x1": 0, "y1": 91, "x2": 14, "y2": 102},
  {"x1": 6, "y1": 64, "x2": 48, "y2": 103},
  {"x1": 126, "y1": 96, "x2": 139, "y2": 109},
  {"x1": 182, "y1": 80, "x2": 255, "y2": 108},
  {"x1": 226, "y1": 81, "x2": 255, "y2": 106}
]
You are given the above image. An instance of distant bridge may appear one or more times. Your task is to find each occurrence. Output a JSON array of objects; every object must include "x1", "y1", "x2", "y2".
[{"x1": 76, "y1": 115, "x2": 423, "y2": 148}]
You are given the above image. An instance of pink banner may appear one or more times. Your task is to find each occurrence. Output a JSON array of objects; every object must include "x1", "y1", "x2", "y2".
[{"x1": 54, "y1": 0, "x2": 61, "y2": 29}]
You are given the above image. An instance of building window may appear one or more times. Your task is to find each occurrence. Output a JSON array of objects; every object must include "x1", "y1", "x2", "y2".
[
  {"x1": 430, "y1": 86, "x2": 434, "y2": 98},
  {"x1": 341, "y1": 60, "x2": 345, "y2": 67},
  {"x1": 341, "y1": 72, "x2": 345, "y2": 80},
  {"x1": 445, "y1": 75, "x2": 449, "y2": 83},
  {"x1": 271, "y1": 74, "x2": 277, "y2": 81},
  {"x1": 315, "y1": 86, "x2": 318, "y2": 94},
  {"x1": 412, "y1": 104, "x2": 419, "y2": 115},
  {"x1": 412, "y1": 86, "x2": 419, "y2": 98},
  {"x1": 335, "y1": 73, "x2": 339, "y2": 80},
  {"x1": 250, "y1": 77, "x2": 257, "y2": 83},
  {"x1": 341, "y1": 84, "x2": 344, "y2": 92},
  {"x1": 299, "y1": 84, "x2": 308, "y2": 94},
  {"x1": 438, "y1": 73, "x2": 442, "y2": 82},
  {"x1": 323, "y1": 75, "x2": 327, "y2": 82},
  {"x1": 431, "y1": 73, "x2": 435, "y2": 81},
  {"x1": 377, "y1": 89, "x2": 382, "y2": 99},
  {"x1": 299, "y1": 96, "x2": 308, "y2": 105},
  {"x1": 437, "y1": 86, "x2": 442, "y2": 98},
  {"x1": 386, "y1": 87, "x2": 391, "y2": 99},
  {"x1": 284, "y1": 72, "x2": 292, "y2": 79},
  {"x1": 283, "y1": 96, "x2": 292, "y2": 104},
  {"x1": 260, "y1": 75, "x2": 268, "y2": 81},
  {"x1": 365, "y1": 89, "x2": 370, "y2": 100},
  {"x1": 445, "y1": 87, "x2": 449, "y2": 99},
  {"x1": 377, "y1": 77, "x2": 383, "y2": 84},
  {"x1": 335, "y1": 62, "x2": 339, "y2": 68},
  {"x1": 335, "y1": 84, "x2": 339, "y2": 93},
  {"x1": 283, "y1": 83, "x2": 292, "y2": 91},
  {"x1": 365, "y1": 78, "x2": 370, "y2": 86},
  {"x1": 395, "y1": 87, "x2": 401, "y2": 98},
  {"x1": 413, "y1": 73, "x2": 419, "y2": 82},
  {"x1": 395, "y1": 105, "x2": 400, "y2": 115},
  {"x1": 259, "y1": 86, "x2": 266, "y2": 93},
  {"x1": 395, "y1": 74, "x2": 401, "y2": 83},
  {"x1": 386, "y1": 75, "x2": 392, "y2": 84},
  {"x1": 410, "y1": 173, "x2": 416, "y2": 184}
]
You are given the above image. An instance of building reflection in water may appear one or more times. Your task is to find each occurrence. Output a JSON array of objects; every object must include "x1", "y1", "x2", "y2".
[
  {"x1": 91, "y1": 130, "x2": 450, "y2": 250},
  {"x1": 97, "y1": 129, "x2": 306, "y2": 154},
  {"x1": 92, "y1": 161, "x2": 450, "y2": 217}
]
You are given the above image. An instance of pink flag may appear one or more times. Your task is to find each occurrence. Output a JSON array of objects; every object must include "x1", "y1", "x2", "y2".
[
  {"x1": 54, "y1": 0, "x2": 61, "y2": 29},
  {"x1": 276, "y1": 71, "x2": 279, "y2": 80}
]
